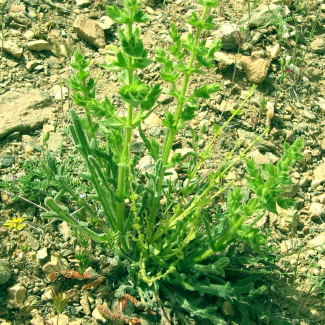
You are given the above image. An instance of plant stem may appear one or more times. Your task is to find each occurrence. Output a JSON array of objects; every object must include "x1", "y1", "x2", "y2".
[
  {"x1": 116, "y1": 19, "x2": 134, "y2": 247},
  {"x1": 147, "y1": 6, "x2": 209, "y2": 242}
]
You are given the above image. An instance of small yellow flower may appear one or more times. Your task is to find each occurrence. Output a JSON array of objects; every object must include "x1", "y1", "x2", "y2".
[{"x1": 3, "y1": 217, "x2": 28, "y2": 231}]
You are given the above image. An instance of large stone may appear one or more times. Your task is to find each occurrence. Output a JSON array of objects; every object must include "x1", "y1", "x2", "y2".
[
  {"x1": 0, "y1": 40, "x2": 23, "y2": 59},
  {"x1": 0, "y1": 260, "x2": 11, "y2": 285},
  {"x1": 240, "y1": 56, "x2": 270, "y2": 84},
  {"x1": 0, "y1": 89, "x2": 52, "y2": 139},
  {"x1": 7, "y1": 283, "x2": 27, "y2": 308},
  {"x1": 73, "y1": 15, "x2": 106, "y2": 49},
  {"x1": 240, "y1": 4, "x2": 285, "y2": 28},
  {"x1": 26, "y1": 40, "x2": 52, "y2": 52},
  {"x1": 212, "y1": 22, "x2": 240, "y2": 50}
]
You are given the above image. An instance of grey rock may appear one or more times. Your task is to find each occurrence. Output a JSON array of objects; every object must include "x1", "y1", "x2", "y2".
[
  {"x1": 7, "y1": 283, "x2": 27, "y2": 308},
  {"x1": 240, "y1": 4, "x2": 285, "y2": 28},
  {"x1": 149, "y1": 126, "x2": 161, "y2": 137},
  {"x1": 97, "y1": 16, "x2": 115, "y2": 30},
  {"x1": 0, "y1": 89, "x2": 52, "y2": 139},
  {"x1": 73, "y1": 15, "x2": 106, "y2": 49},
  {"x1": 20, "y1": 230, "x2": 40, "y2": 250},
  {"x1": 0, "y1": 260, "x2": 11, "y2": 285},
  {"x1": 26, "y1": 40, "x2": 52, "y2": 52},
  {"x1": 138, "y1": 155, "x2": 155, "y2": 174},
  {"x1": 212, "y1": 22, "x2": 240, "y2": 50},
  {"x1": 310, "y1": 38, "x2": 325, "y2": 54},
  {"x1": 0, "y1": 155, "x2": 15, "y2": 168},
  {"x1": 0, "y1": 40, "x2": 23, "y2": 59},
  {"x1": 47, "y1": 132, "x2": 63, "y2": 152}
]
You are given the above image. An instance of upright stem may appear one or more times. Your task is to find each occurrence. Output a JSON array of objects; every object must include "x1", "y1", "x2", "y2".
[
  {"x1": 147, "y1": 6, "x2": 209, "y2": 242},
  {"x1": 116, "y1": 20, "x2": 134, "y2": 247}
]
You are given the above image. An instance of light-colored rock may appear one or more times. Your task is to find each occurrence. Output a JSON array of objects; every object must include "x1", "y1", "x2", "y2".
[
  {"x1": 317, "y1": 97, "x2": 325, "y2": 114},
  {"x1": 0, "y1": 89, "x2": 52, "y2": 139},
  {"x1": 241, "y1": 56, "x2": 270, "y2": 84},
  {"x1": 311, "y1": 162, "x2": 325, "y2": 188},
  {"x1": 309, "y1": 202, "x2": 325, "y2": 221},
  {"x1": 20, "y1": 230, "x2": 40, "y2": 250},
  {"x1": 240, "y1": 4, "x2": 285, "y2": 28},
  {"x1": 27, "y1": 40, "x2": 52, "y2": 52},
  {"x1": 249, "y1": 150, "x2": 279, "y2": 164},
  {"x1": 212, "y1": 22, "x2": 240, "y2": 49},
  {"x1": 9, "y1": 3, "x2": 30, "y2": 25},
  {"x1": 308, "y1": 234, "x2": 325, "y2": 248},
  {"x1": 76, "y1": 0, "x2": 91, "y2": 7},
  {"x1": 92, "y1": 307, "x2": 107, "y2": 323},
  {"x1": 164, "y1": 168, "x2": 178, "y2": 183},
  {"x1": 175, "y1": 148, "x2": 193, "y2": 157},
  {"x1": 310, "y1": 38, "x2": 325, "y2": 54},
  {"x1": 0, "y1": 40, "x2": 23, "y2": 59},
  {"x1": 80, "y1": 294, "x2": 91, "y2": 316},
  {"x1": 73, "y1": 15, "x2": 106, "y2": 49},
  {"x1": 144, "y1": 112, "x2": 162, "y2": 127},
  {"x1": 37, "y1": 247, "x2": 48, "y2": 261},
  {"x1": 214, "y1": 52, "x2": 235, "y2": 70},
  {"x1": 30, "y1": 315, "x2": 46, "y2": 325},
  {"x1": 219, "y1": 99, "x2": 235, "y2": 114},
  {"x1": 7, "y1": 283, "x2": 27, "y2": 308},
  {"x1": 48, "y1": 314, "x2": 69, "y2": 325},
  {"x1": 0, "y1": 260, "x2": 11, "y2": 285},
  {"x1": 42, "y1": 255, "x2": 69, "y2": 276},
  {"x1": 97, "y1": 16, "x2": 115, "y2": 30},
  {"x1": 58, "y1": 221, "x2": 71, "y2": 240},
  {"x1": 270, "y1": 43, "x2": 280, "y2": 59},
  {"x1": 269, "y1": 205, "x2": 298, "y2": 234},
  {"x1": 26, "y1": 60, "x2": 41, "y2": 72},
  {"x1": 23, "y1": 30, "x2": 35, "y2": 40},
  {"x1": 138, "y1": 155, "x2": 155, "y2": 174}
]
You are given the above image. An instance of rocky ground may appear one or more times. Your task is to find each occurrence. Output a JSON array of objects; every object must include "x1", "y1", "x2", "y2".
[{"x1": 1, "y1": 0, "x2": 325, "y2": 324}]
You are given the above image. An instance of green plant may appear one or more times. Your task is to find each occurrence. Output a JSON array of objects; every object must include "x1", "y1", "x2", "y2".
[
  {"x1": 52, "y1": 287, "x2": 69, "y2": 325},
  {"x1": 41, "y1": 0, "x2": 304, "y2": 323}
]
